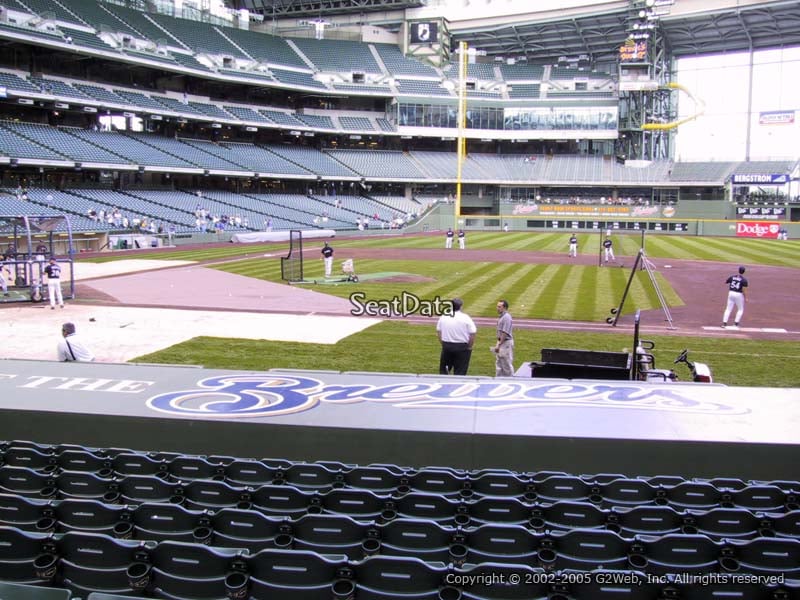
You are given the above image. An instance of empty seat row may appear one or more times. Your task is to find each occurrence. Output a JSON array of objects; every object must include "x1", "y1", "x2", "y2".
[
  {"x1": 1, "y1": 461, "x2": 797, "y2": 515},
  {"x1": 1, "y1": 525, "x2": 799, "y2": 600},
  {"x1": 2, "y1": 492, "x2": 800, "y2": 555},
  {"x1": 2, "y1": 442, "x2": 798, "y2": 507}
]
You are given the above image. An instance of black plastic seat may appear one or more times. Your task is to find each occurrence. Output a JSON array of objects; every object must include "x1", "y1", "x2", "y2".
[
  {"x1": 770, "y1": 509, "x2": 800, "y2": 539},
  {"x1": 321, "y1": 488, "x2": 390, "y2": 520},
  {"x1": 56, "y1": 471, "x2": 115, "y2": 500},
  {"x1": 115, "y1": 475, "x2": 183, "y2": 504},
  {"x1": 1, "y1": 447, "x2": 56, "y2": 472},
  {"x1": 223, "y1": 459, "x2": 278, "y2": 487},
  {"x1": 207, "y1": 507, "x2": 281, "y2": 552},
  {"x1": 0, "y1": 492, "x2": 52, "y2": 531},
  {"x1": 278, "y1": 463, "x2": 340, "y2": 492},
  {"x1": 351, "y1": 554, "x2": 452, "y2": 600},
  {"x1": 532, "y1": 475, "x2": 592, "y2": 503},
  {"x1": 531, "y1": 500, "x2": 608, "y2": 531},
  {"x1": 467, "y1": 472, "x2": 531, "y2": 499},
  {"x1": 148, "y1": 540, "x2": 245, "y2": 600},
  {"x1": 628, "y1": 533, "x2": 722, "y2": 575},
  {"x1": 167, "y1": 456, "x2": 224, "y2": 482},
  {"x1": 56, "y1": 530, "x2": 151, "y2": 595},
  {"x1": 250, "y1": 484, "x2": 314, "y2": 518},
  {"x1": 392, "y1": 492, "x2": 462, "y2": 524},
  {"x1": 182, "y1": 479, "x2": 247, "y2": 510},
  {"x1": 725, "y1": 537, "x2": 800, "y2": 576},
  {"x1": 56, "y1": 499, "x2": 130, "y2": 536},
  {"x1": 731, "y1": 485, "x2": 789, "y2": 512},
  {"x1": 467, "y1": 496, "x2": 533, "y2": 526},
  {"x1": 461, "y1": 523, "x2": 538, "y2": 567},
  {"x1": 342, "y1": 466, "x2": 403, "y2": 494},
  {"x1": 545, "y1": 528, "x2": 631, "y2": 570},
  {"x1": 56, "y1": 450, "x2": 112, "y2": 475},
  {"x1": 608, "y1": 505, "x2": 684, "y2": 538},
  {"x1": 132, "y1": 502, "x2": 210, "y2": 544},
  {"x1": 406, "y1": 469, "x2": 467, "y2": 497},
  {"x1": 0, "y1": 525, "x2": 55, "y2": 583},
  {"x1": 664, "y1": 481, "x2": 723, "y2": 510},
  {"x1": 291, "y1": 513, "x2": 371, "y2": 559},
  {"x1": 599, "y1": 478, "x2": 659, "y2": 508},
  {"x1": 111, "y1": 453, "x2": 165, "y2": 478},
  {"x1": 246, "y1": 547, "x2": 350, "y2": 600},
  {"x1": 0, "y1": 466, "x2": 54, "y2": 498},
  {"x1": 373, "y1": 517, "x2": 455, "y2": 563},
  {"x1": 458, "y1": 562, "x2": 549, "y2": 600},
  {"x1": 684, "y1": 507, "x2": 762, "y2": 540}
]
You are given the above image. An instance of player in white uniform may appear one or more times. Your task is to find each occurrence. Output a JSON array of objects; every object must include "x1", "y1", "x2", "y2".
[
  {"x1": 321, "y1": 242, "x2": 334, "y2": 278},
  {"x1": 445, "y1": 228, "x2": 454, "y2": 249},
  {"x1": 722, "y1": 266, "x2": 748, "y2": 328},
  {"x1": 569, "y1": 234, "x2": 578, "y2": 258},
  {"x1": 0, "y1": 258, "x2": 9, "y2": 296},
  {"x1": 603, "y1": 237, "x2": 615, "y2": 262},
  {"x1": 458, "y1": 230, "x2": 465, "y2": 250},
  {"x1": 44, "y1": 257, "x2": 64, "y2": 309}
]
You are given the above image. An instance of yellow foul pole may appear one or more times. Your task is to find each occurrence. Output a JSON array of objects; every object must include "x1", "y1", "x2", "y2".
[{"x1": 454, "y1": 40, "x2": 467, "y2": 230}]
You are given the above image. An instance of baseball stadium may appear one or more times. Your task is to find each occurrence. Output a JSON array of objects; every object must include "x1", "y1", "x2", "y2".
[{"x1": 0, "y1": 0, "x2": 799, "y2": 597}]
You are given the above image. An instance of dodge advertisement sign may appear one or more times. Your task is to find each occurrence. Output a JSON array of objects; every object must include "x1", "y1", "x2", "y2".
[{"x1": 735, "y1": 221, "x2": 781, "y2": 239}]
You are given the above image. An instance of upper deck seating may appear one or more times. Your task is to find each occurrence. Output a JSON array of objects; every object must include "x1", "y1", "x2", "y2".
[
  {"x1": 221, "y1": 27, "x2": 305, "y2": 69},
  {"x1": 325, "y1": 149, "x2": 425, "y2": 179},
  {"x1": 373, "y1": 43, "x2": 439, "y2": 77},
  {"x1": 148, "y1": 14, "x2": 246, "y2": 58},
  {"x1": 290, "y1": 38, "x2": 382, "y2": 74}
]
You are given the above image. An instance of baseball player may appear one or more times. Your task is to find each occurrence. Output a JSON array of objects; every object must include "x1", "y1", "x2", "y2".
[
  {"x1": 0, "y1": 258, "x2": 9, "y2": 297},
  {"x1": 722, "y1": 266, "x2": 748, "y2": 328},
  {"x1": 44, "y1": 257, "x2": 64, "y2": 309},
  {"x1": 321, "y1": 242, "x2": 334, "y2": 278},
  {"x1": 569, "y1": 234, "x2": 578, "y2": 258},
  {"x1": 458, "y1": 229, "x2": 466, "y2": 250},
  {"x1": 445, "y1": 228, "x2": 454, "y2": 249},
  {"x1": 603, "y1": 237, "x2": 615, "y2": 263}
]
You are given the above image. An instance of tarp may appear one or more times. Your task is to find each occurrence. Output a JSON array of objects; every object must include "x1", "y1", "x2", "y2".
[{"x1": 230, "y1": 229, "x2": 336, "y2": 243}]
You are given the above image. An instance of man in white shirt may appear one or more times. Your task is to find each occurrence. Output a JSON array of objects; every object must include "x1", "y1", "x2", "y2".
[
  {"x1": 57, "y1": 322, "x2": 95, "y2": 362},
  {"x1": 436, "y1": 298, "x2": 477, "y2": 375}
]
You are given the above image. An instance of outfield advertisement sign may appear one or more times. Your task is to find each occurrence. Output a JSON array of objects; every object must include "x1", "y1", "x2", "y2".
[
  {"x1": 759, "y1": 111, "x2": 795, "y2": 125},
  {"x1": 731, "y1": 173, "x2": 789, "y2": 185},
  {"x1": 511, "y1": 204, "x2": 674, "y2": 218},
  {"x1": 735, "y1": 221, "x2": 781, "y2": 238},
  {"x1": 736, "y1": 206, "x2": 786, "y2": 219}
]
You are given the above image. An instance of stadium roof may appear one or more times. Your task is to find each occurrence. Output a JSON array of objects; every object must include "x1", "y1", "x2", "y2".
[
  {"x1": 233, "y1": 0, "x2": 800, "y2": 63},
  {"x1": 449, "y1": 0, "x2": 800, "y2": 64}
]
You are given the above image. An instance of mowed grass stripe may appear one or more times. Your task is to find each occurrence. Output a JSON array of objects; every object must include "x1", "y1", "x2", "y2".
[
  {"x1": 463, "y1": 263, "x2": 536, "y2": 313},
  {"x1": 572, "y1": 266, "x2": 599, "y2": 320},
  {"x1": 591, "y1": 266, "x2": 623, "y2": 321},
  {"x1": 526, "y1": 265, "x2": 572, "y2": 317},
  {"x1": 511, "y1": 264, "x2": 563, "y2": 318},
  {"x1": 502, "y1": 264, "x2": 548, "y2": 315},
  {"x1": 413, "y1": 261, "x2": 498, "y2": 298},
  {"x1": 439, "y1": 263, "x2": 523, "y2": 313}
]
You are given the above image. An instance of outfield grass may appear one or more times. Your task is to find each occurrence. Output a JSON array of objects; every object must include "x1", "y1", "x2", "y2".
[
  {"x1": 134, "y1": 321, "x2": 800, "y2": 388},
  {"x1": 213, "y1": 256, "x2": 680, "y2": 320},
  {"x1": 81, "y1": 232, "x2": 800, "y2": 268}
]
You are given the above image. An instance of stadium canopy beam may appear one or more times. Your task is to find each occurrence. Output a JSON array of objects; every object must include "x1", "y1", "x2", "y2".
[{"x1": 231, "y1": 0, "x2": 424, "y2": 18}]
